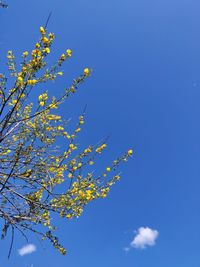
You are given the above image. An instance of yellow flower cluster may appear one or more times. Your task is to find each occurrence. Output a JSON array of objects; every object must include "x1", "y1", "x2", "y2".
[
  {"x1": 79, "y1": 115, "x2": 84, "y2": 124},
  {"x1": 40, "y1": 26, "x2": 46, "y2": 35},
  {"x1": 84, "y1": 68, "x2": 90, "y2": 76},
  {"x1": 2, "y1": 25, "x2": 132, "y2": 257},
  {"x1": 22, "y1": 51, "x2": 29, "y2": 57},
  {"x1": 58, "y1": 49, "x2": 73, "y2": 66},
  {"x1": 66, "y1": 49, "x2": 72, "y2": 57},
  {"x1": 96, "y1": 143, "x2": 107, "y2": 153},
  {"x1": 38, "y1": 93, "x2": 48, "y2": 106},
  {"x1": 7, "y1": 50, "x2": 14, "y2": 59},
  {"x1": 128, "y1": 149, "x2": 133, "y2": 156},
  {"x1": 27, "y1": 79, "x2": 37, "y2": 85},
  {"x1": 46, "y1": 114, "x2": 61, "y2": 121}
]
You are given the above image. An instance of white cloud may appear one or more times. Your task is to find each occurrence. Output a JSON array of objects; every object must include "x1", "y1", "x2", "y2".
[
  {"x1": 131, "y1": 227, "x2": 159, "y2": 249},
  {"x1": 18, "y1": 244, "x2": 36, "y2": 256},
  {"x1": 123, "y1": 247, "x2": 130, "y2": 253}
]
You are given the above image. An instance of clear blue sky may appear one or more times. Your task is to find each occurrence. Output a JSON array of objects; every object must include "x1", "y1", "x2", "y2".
[{"x1": 1, "y1": 0, "x2": 200, "y2": 266}]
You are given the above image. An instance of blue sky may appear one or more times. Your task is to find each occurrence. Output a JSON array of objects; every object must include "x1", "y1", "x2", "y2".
[{"x1": 1, "y1": 0, "x2": 200, "y2": 266}]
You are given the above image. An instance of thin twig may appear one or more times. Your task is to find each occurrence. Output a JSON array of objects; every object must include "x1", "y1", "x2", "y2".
[
  {"x1": 8, "y1": 226, "x2": 14, "y2": 259},
  {"x1": 44, "y1": 12, "x2": 52, "y2": 30}
]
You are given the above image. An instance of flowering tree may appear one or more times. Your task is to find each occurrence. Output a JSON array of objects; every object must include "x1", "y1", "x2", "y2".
[{"x1": 0, "y1": 26, "x2": 132, "y2": 256}]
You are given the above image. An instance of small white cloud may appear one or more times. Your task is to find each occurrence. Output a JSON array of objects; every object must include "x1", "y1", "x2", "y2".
[
  {"x1": 131, "y1": 227, "x2": 159, "y2": 249},
  {"x1": 18, "y1": 244, "x2": 36, "y2": 256},
  {"x1": 123, "y1": 247, "x2": 130, "y2": 253}
]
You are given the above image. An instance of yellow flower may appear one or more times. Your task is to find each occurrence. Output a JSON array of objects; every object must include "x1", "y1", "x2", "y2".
[
  {"x1": 44, "y1": 47, "x2": 50, "y2": 54},
  {"x1": 60, "y1": 53, "x2": 66, "y2": 60},
  {"x1": 27, "y1": 79, "x2": 37, "y2": 85},
  {"x1": 79, "y1": 120, "x2": 84, "y2": 125},
  {"x1": 35, "y1": 42, "x2": 40, "y2": 48},
  {"x1": 22, "y1": 66, "x2": 27, "y2": 72},
  {"x1": 57, "y1": 72, "x2": 63, "y2": 76},
  {"x1": 22, "y1": 51, "x2": 28, "y2": 57},
  {"x1": 40, "y1": 26, "x2": 46, "y2": 35},
  {"x1": 115, "y1": 175, "x2": 121, "y2": 180},
  {"x1": 66, "y1": 49, "x2": 72, "y2": 57},
  {"x1": 106, "y1": 167, "x2": 111, "y2": 172},
  {"x1": 89, "y1": 161, "x2": 94, "y2": 165},
  {"x1": 127, "y1": 149, "x2": 133, "y2": 156},
  {"x1": 39, "y1": 101, "x2": 45, "y2": 106},
  {"x1": 70, "y1": 86, "x2": 76, "y2": 93},
  {"x1": 58, "y1": 126, "x2": 64, "y2": 131},
  {"x1": 50, "y1": 103, "x2": 57, "y2": 109},
  {"x1": 17, "y1": 76, "x2": 23, "y2": 83},
  {"x1": 38, "y1": 95, "x2": 43, "y2": 101},
  {"x1": 42, "y1": 37, "x2": 49, "y2": 44},
  {"x1": 75, "y1": 127, "x2": 81, "y2": 133},
  {"x1": 68, "y1": 173, "x2": 73, "y2": 178},
  {"x1": 7, "y1": 51, "x2": 13, "y2": 59},
  {"x1": 96, "y1": 143, "x2": 107, "y2": 153},
  {"x1": 48, "y1": 33, "x2": 55, "y2": 40},
  {"x1": 46, "y1": 114, "x2": 61, "y2": 120},
  {"x1": 84, "y1": 68, "x2": 90, "y2": 76}
]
